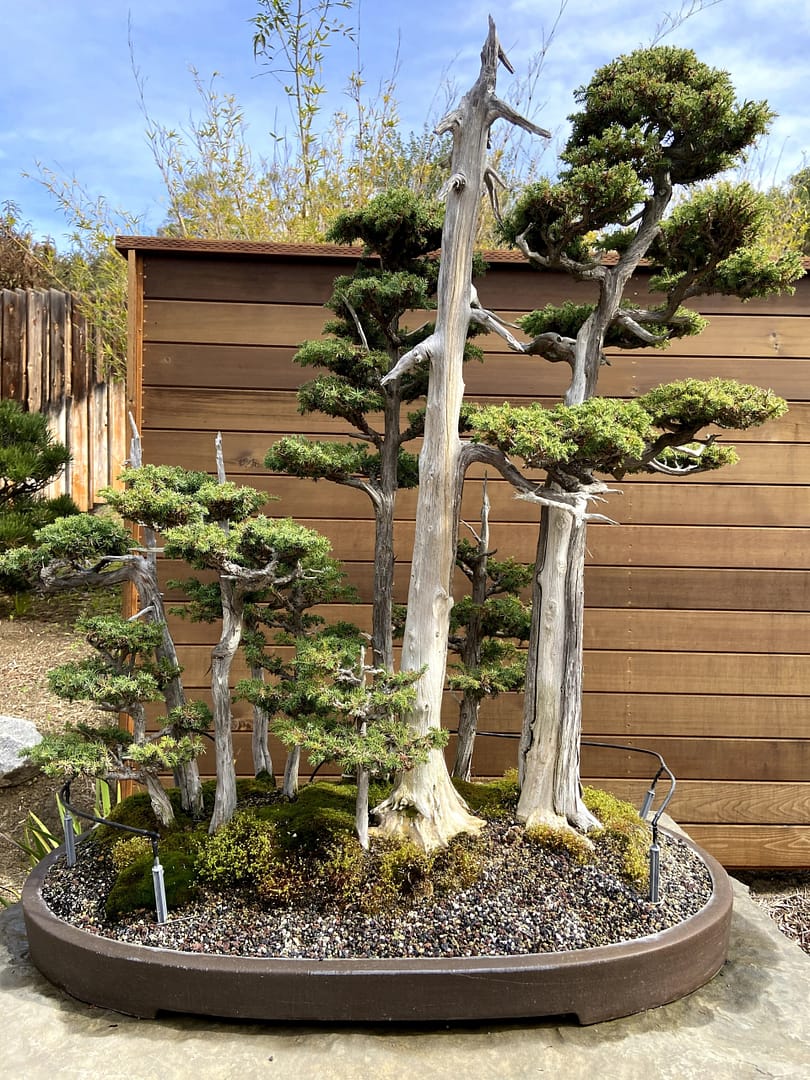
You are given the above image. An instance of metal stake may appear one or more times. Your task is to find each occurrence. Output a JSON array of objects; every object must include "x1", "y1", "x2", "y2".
[
  {"x1": 63, "y1": 811, "x2": 77, "y2": 867},
  {"x1": 649, "y1": 840, "x2": 661, "y2": 905},
  {"x1": 152, "y1": 856, "x2": 168, "y2": 924}
]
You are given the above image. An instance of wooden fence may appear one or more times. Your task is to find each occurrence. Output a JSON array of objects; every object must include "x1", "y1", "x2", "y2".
[
  {"x1": 0, "y1": 288, "x2": 127, "y2": 508},
  {"x1": 119, "y1": 236, "x2": 810, "y2": 869}
]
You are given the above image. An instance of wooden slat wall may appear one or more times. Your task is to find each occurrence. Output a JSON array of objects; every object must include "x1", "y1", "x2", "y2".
[
  {"x1": 0, "y1": 288, "x2": 127, "y2": 509},
  {"x1": 125, "y1": 241, "x2": 810, "y2": 869}
]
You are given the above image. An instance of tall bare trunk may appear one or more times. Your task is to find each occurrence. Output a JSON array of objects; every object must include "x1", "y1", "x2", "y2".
[
  {"x1": 249, "y1": 665, "x2": 275, "y2": 781},
  {"x1": 373, "y1": 21, "x2": 544, "y2": 849},
  {"x1": 208, "y1": 579, "x2": 241, "y2": 832},
  {"x1": 517, "y1": 494, "x2": 600, "y2": 831}
]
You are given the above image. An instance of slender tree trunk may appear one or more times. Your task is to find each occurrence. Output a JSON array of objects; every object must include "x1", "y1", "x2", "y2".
[
  {"x1": 209, "y1": 579, "x2": 242, "y2": 832},
  {"x1": 356, "y1": 765, "x2": 370, "y2": 849},
  {"x1": 130, "y1": 701, "x2": 176, "y2": 827},
  {"x1": 452, "y1": 486, "x2": 489, "y2": 780},
  {"x1": 453, "y1": 694, "x2": 481, "y2": 781},
  {"x1": 250, "y1": 673, "x2": 275, "y2": 780},
  {"x1": 371, "y1": 490, "x2": 396, "y2": 672},
  {"x1": 516, "y1": 492, "x2": 600, "y2": 831},
  {"x1": 130, "y1": 557, "x2": 203, "y2": 817}
]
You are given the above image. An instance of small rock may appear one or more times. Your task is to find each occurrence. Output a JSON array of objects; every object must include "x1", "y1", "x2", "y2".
[{"x1": 0, "y1": 716, "x2": 42, "y2": 778}]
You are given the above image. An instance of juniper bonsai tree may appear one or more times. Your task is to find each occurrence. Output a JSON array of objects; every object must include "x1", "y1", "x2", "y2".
[
  {"x1": 466, "y1": 381, "x2": 787, "y2": 829},
  {"x1": 368, "y1": 20, "x2": 549, "y2": 848},
  {"x1": 238, "y1": 626, "x2": 439, "y2": 848},
  {"x1": 102, "y1": 462, "x2": 349, "y2": 832},
  {"x1": 178, "y1": 543, "x2": 355, "y2": 794},
  {"x1": 28, "y1": 614, "x2": 204, "y2": 827},
  {"x1": 263, "y1": 188, "x2": 445, "y2": 673},
  {"x1": 0, "y1": 509, "x2": 207, "y2": 817},
  {"x1": 469, "y1": 47, "x2": 804, "y2": 833},
  {"x1": 0, "y1": 399, "x2": 79, "y2": 552}
]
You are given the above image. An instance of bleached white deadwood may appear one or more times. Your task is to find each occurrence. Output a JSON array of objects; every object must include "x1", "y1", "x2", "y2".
[{"x1": 372, "y1": 18, "x2": 549, "y2": 851}]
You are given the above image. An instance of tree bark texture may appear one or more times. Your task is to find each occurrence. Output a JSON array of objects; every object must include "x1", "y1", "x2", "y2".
[
  {"x1": 249, "y1": 666, "x2": 275, "y2": 780},
  {"x1": 452, "y1": 487, "x2": 489, "y2": 781},
  {"x1": 517, "y1": 493, "x2": 600, "y2": 831},
  {"x1": 208, "y1": 578, "x2": 242, "y2": 832},
  {"x1": 282, "y1": 745, "x2": 301, "y2": 800}
]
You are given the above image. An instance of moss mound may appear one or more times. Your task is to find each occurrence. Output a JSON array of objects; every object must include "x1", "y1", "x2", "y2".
[{"x1": 92, "y1": 776, "x2": 650, "y2": 918}]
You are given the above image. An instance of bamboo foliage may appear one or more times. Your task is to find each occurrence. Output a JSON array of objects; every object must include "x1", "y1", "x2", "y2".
[{"x1": 0, "y1": 288, "x2": 126, "y2": 509}]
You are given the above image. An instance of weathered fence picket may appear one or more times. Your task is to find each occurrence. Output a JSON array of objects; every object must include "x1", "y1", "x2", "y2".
[{"x1": 0, "y1": 288, "x2": 126, "y2": 508}]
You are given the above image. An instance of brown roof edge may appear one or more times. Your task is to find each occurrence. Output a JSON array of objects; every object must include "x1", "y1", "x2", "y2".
[
  {"x1": 114, "y1": 234, "x2": 534, "y2": 263},
  {"x1": 115, "y1": 235, "x2": 810, "y2": 272}
]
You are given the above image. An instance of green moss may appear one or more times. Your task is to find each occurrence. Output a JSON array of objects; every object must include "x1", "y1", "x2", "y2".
[
  {"x1": 584, "y1": 786, "x2": 651, "y2": 890},
  {"x1": 105, "y1": 847, "x2": 198, "y2": 918},
  {"x1": 110, "y1": 835, "x2": 153, "y2": 872},
  {"x1": 525, "y1": 823, "x2": 593, "y2": 865},
  {"x1": 195, "y1": 810, "x2": 279, "y2": 888},
  {"x1": 452, "y1": 770, "x2": 520, "y2": 818}
]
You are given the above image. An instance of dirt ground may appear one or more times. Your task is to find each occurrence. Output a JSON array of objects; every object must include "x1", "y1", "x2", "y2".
[
  {"x1": 0, "y1": 591, "x2": 807, "y2": 956},
  {"x1": 0, "y1": 591, "x2": 109, "y2": 905}
]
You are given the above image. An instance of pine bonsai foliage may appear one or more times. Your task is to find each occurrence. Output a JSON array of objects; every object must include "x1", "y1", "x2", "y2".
[
  {"x1": 0, "y1": 399, "x2": 79, "y2": 551},
  {"x1": 30, "y1": 614, "x2": 205, "y2": 826}
]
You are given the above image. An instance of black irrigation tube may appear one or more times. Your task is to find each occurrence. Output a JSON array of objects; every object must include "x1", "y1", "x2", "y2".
[
  {"x1": 59, "y1": 780, "x2": 168, "y2": 923},
  {"x1": 464, "y1": 731, "x2": 677, "y2": 904}
]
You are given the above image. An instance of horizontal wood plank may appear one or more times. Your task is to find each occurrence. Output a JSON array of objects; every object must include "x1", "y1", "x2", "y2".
[
  {"x1": 141, "y1": 250, "x2": 810, "y2": 317},
  {"x1": 584, "y1": 780, "x2": 810, "y2": 825},
  {"x1": 681, "y1": 825, "x2": 810, "y2": 868},
  {"x1": 170, "y1": 643, "x2": 810, "y2": 697}
]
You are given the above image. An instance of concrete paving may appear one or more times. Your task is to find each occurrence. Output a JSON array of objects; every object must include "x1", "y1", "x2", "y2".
[{"x1": 1, "y1": 878, "x2": 808, "y2": 1080}]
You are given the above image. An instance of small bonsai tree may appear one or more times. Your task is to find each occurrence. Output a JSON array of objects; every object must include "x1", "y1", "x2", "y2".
[
  {"x1": 0, "y1": 505, "x2": 205, "y2": 817},
  {"x1": 449, "y1": 482, "x2": 531, "y2": 780},
  {"x1": 0, "y1": 399, "x2": 78, "y2": 552},
  {"x1": 175, "y1": 541, "x2": 355, "y2": 793},
  {"x1": 28, "y1": 614, "x2": 205, "y2": 826},
  {"x1": 239, "y1": 626, "x2": 440, "y2": 848}
]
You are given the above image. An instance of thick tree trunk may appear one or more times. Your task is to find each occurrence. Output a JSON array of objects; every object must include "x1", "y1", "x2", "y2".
[
  {"x1": 517, "y1": 494, "x2": 600, "y2": 831},
  {"x1": 282, "y1": 745, "x2": 301, "y2": 800},
  {"x1": 143, "y1": 771, "x2": 175, "y2": 827},
  {"x1": 371, "y1": 491, "x2": 396, "y2": 672},
  {"x1": 208, "y1": 579, "x2": 242, "y2": 832},
  {"x1": 373, "y1": 22, "x2": 535, "y2": 850}
]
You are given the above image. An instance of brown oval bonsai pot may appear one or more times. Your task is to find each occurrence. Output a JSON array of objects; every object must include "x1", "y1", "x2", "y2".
[{"x1": 22, "y1": 830, "x2": 732, "y2": 1025}]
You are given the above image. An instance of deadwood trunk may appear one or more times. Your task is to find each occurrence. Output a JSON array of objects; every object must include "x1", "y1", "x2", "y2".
[
  {"x1": 517, "y1": 492, "x2": 599, "y2": 830},
  {"x1": 209, "y1": 578, "x2": 242, "y2": 832},
  {"x1": 373, "y1": 20, "x2": 541, "y2": 849}
]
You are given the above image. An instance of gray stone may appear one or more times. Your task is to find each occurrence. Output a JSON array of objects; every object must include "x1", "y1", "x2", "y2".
[
  {"x1": 1, "y1": 877, "x2": 808, "y2": 1079},
  {"x1": 0, "y1": 716, "x2": 42, "y2": 777}
]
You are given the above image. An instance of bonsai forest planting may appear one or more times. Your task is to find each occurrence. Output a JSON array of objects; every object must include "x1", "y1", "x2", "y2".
[{"x1": 3, "y1": 20, "x2": 802, "y2": 1002}]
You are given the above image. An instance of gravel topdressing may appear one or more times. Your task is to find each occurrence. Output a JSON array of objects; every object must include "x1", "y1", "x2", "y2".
[{"x1": 41, "y1": 821, "x2": 713, "y2": 960}]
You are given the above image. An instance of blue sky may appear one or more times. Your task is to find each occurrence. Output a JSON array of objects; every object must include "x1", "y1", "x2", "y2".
[{"x1": 2, "y1": 0, "x2": 809, "y2": 244}]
